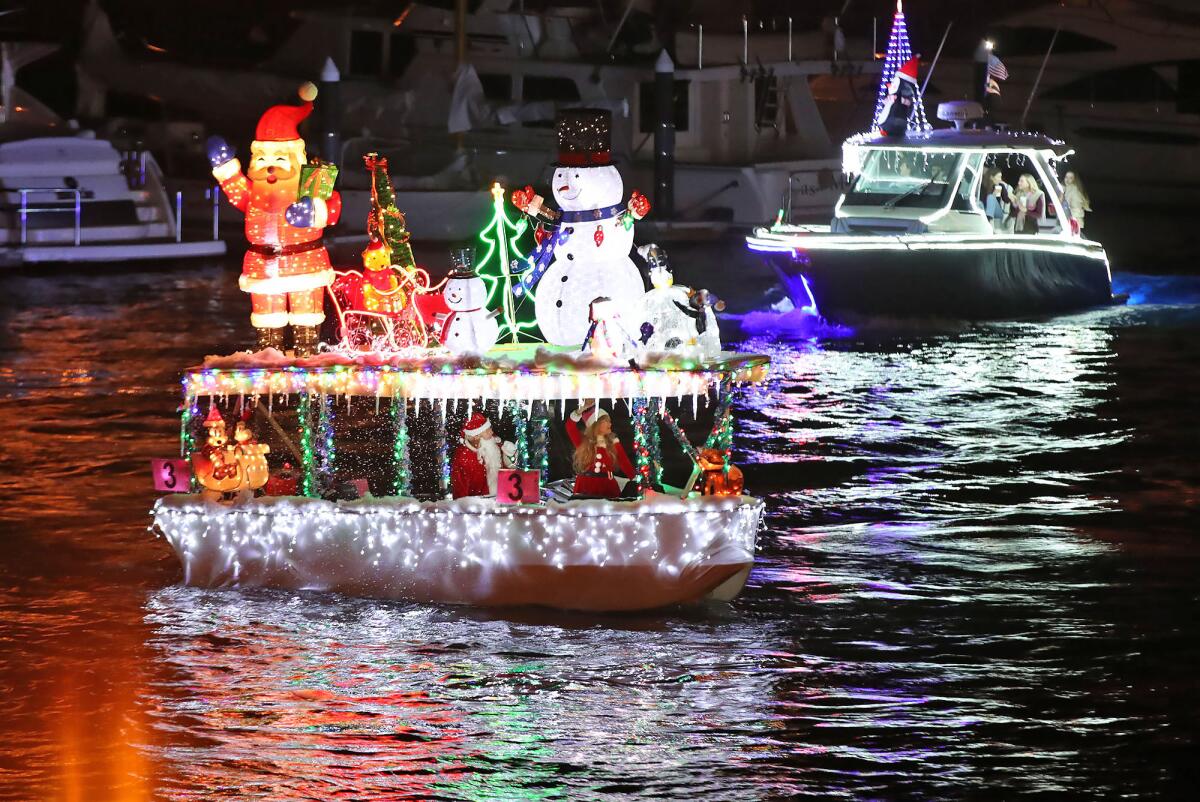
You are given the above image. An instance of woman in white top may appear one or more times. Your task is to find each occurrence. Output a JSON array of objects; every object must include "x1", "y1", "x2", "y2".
[{"x1": 1063, "y1": 171, "x2": 1092, "y2": 232}]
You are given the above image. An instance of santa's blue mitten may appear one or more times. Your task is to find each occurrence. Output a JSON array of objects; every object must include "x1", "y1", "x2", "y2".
[
  {"x1": 206, "y1": 136, "x2": 235, "y2": 169},
  {"x1": 285, "y1": 197, "x2": 316, "y2": 228}
]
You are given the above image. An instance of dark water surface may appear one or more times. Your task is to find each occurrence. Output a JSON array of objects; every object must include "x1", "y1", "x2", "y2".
[{"x1": 1, "y1": 254, "x2": 1198, "y2": 800}]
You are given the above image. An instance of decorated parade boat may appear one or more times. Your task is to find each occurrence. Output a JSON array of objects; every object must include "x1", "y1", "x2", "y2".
[
  {"x1": 746, "y1": 2, "x2": 1117, "y2": 322},
  {"x1": 149, "y1": 91, "x2": 769, "y2": 612}
]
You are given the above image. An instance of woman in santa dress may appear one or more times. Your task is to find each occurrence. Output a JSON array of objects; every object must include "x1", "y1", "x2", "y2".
[{"x1": 566, "y1": 403, "x2": 636, "y2": 498}]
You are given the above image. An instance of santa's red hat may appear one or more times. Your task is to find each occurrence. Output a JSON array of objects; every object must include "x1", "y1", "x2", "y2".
[
  {"x1": 253, "y1": 82, "x2": 318, "y2": 154},
  {"x1": 896, "y1": 58, "x2": 919, "y2": 83},
  {"x1": 463, "y1": 412, "x2": 492, "y2": 438},
  {"x1": 203, "y1": 406, "x2": 225, "y2": 427},
  {"x1": 578, "y1": 404, "x2": 609, "y2": 426}
]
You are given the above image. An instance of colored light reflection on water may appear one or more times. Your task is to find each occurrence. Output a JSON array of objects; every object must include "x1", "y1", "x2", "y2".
[{"x1": 1, "y1": 260, "x2": 1198, "y2": 799}]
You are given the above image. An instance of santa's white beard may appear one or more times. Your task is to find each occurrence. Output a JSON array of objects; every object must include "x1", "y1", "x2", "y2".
[{"x1": 476, "y1": 437, "x2": 503, "y2": 494}]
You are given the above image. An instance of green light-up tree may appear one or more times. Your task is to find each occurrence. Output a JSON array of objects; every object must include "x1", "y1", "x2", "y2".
[{"x1": 476, "y1": 183, "x2": 540, "y2": 343}]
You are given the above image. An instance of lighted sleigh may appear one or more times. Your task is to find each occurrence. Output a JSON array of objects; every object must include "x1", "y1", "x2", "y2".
[
  {"x1": 326, "y1": 266, "x2": 436, "y2": 352},
  {"x1": 151, "y1": 349, "x2": 769, "y2": 611}
]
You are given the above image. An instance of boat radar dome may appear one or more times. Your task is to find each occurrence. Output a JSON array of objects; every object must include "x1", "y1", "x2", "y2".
[{"x1": 937, "y1": 101, "x2": 985, "y2": 130}]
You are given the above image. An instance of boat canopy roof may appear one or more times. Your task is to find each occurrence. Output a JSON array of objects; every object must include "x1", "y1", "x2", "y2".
[
  {"x1": 846, "y1": 128, "x2": 1073, "y2": 159},
  {"x1": 185, "y1": 347, "x2": 770, "y2": 403}
]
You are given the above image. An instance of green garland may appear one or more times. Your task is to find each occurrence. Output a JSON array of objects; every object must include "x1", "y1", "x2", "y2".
[
  {"x1": 511, "y1": 400, "x2": 529, "y2": 469},
  {"x1": 317, "y1": 394, "x2": 336, "y2": 485},
  {"x1": 298, "y1": 392, "x2": 317, "y2": 497}
]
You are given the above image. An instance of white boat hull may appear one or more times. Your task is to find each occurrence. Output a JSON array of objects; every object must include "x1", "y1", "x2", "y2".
[
  {"x1": 152, "y1": 493, "x2": 763, "y2": 611},
  {"x1": 2, "y1": 239, "x2": 226, "y2": 267}
]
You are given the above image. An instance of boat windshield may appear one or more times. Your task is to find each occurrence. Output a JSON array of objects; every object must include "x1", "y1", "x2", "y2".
[{"x1": 845, "y1": 149, "x2": 960, "y2": 209}]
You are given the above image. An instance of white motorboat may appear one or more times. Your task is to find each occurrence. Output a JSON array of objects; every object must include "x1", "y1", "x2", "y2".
[
  {"x1": 747, "y1": 103, "x2": 1118, "y2": 321},
  {"x1": 0, "y1": 53, "x2": 225, "y2": 267}
]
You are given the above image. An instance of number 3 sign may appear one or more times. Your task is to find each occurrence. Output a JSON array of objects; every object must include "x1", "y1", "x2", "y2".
[
  {"x1": 496, "y1": 469, "x2": 540, "y2": 504},
  {"x1": 152, "y1": 458, "x2": 192, "y2": 492}
]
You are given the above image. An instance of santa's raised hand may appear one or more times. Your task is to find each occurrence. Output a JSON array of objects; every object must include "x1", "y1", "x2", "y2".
[{"x1": 206, "y1": 136, "x2": 236, "y2": 169}]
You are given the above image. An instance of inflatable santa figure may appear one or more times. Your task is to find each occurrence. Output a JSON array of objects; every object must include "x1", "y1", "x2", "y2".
[
  {"x1": 450, "y1": 413, "x2": 503, "y2": 498},
  {"x1": 876, "y1": 57, "x2": 921, "y2": 138},
  {"x1": 514, "y1": 108, "x2": 649, "y2": 346},
  {"x1": 207, "y1": 83, "x2": 342, "y2": 355}
]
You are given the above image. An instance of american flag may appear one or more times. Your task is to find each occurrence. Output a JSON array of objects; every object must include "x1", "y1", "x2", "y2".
[{"x1": 987, "y1": 54, "x2": 1009, "y2": 81}]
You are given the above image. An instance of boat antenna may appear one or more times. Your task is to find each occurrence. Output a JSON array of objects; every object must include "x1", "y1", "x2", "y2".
[
  {"x1": 1019, "y1": 25, "x2": 1059, "y2": 129},
  {"x1": 921, "y1": 22, "x2": 953, "y2": 96}
]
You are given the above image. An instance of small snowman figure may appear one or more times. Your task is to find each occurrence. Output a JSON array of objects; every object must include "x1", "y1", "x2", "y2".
[
  {"x1": 583, "y1": 296, "x2": 640, "y2": 365},
  {"x1": 529, "y1": 109, "x2": 649, "y2": 346},
  {"x1": 639, "y1": 244, "x2": 723, "y2": 358},
  {"x1": 437, "y1": 249, "x2": 499, "y2": 355}
]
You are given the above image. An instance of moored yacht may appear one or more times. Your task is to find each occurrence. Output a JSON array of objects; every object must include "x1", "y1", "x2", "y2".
[{"x1": 0, "y1": 65, "x2": 225, "y2": 267}]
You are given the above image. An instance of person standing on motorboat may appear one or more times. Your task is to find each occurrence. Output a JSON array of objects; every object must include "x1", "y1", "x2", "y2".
[
  {"x1": 1063, "y1": 171, "x2": 1093, "y2": 232},
  {"x1": 982, "y1": 168, "x2": 1013, "y2": 234},
  {"x1": 1012, "y1": 174, "x2": 1046, "y2": 235}
]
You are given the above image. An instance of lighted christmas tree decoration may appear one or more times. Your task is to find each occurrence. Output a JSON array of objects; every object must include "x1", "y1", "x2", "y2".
[
  {"x1": 364, "y1": 152, "x2": 416, "y2": 270},
  {"x1": 475, "y1": 183, "x2": 538, "y2": 343},
  {"x1": 871, "y1": 1, "x2": 930, "y2": 135}
]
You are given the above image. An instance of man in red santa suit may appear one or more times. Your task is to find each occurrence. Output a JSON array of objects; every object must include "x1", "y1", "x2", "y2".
[
  {"x1": 450, "y1": 412, "x2": 504, "y2": 498},
  {"x1": 206, "y1": 83, "x2": 342, "y2": 356}
]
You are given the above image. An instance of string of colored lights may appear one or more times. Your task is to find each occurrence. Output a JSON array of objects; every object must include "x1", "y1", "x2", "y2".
[
  {"x1": 658, "y1": 407, "x2": 699, "y2": 463},
  {"x1": 648, "y1": 399, "x2": 663, "y2": 485},
  {"x1": 511, "y1": 400, "x2": 530, "y2": 470},
  {"x1": 297, "y1": 392, "x2": 317, "y2": 497},
  {"x1": 182, "y1": 356, "x2": 768, "y2": 403},
  {"x1": 631, "y1": 397, "x2": 654, "y2": 486},
  {"x1": 704, "y1": 379, "x2": 735, "y2": 476},
  {"x1": 317, "y1": 394, "x2": 336, "y2": 486},
  {"x1": 392, "y1": 398, "x2": 411, "y2": 497},
  {"x1": 436, "y1": 400, "x2": 450, "y2": 498},
  {"x1": 531, "y1": 400, "x2": 549, "y2": 483}
]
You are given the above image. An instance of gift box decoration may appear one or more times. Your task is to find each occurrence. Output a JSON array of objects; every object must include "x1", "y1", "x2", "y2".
[{"x1": 298, "y1": 160, "x2": 339, "y2": 200}]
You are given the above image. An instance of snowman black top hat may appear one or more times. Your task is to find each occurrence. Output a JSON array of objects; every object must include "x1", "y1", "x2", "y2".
[{"x1": 556, "y1": 108, "x2": 612, "y2": 167}]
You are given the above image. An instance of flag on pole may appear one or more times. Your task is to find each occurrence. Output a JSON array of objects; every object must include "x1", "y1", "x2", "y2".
[
  {"x1": 986, "y1": 77, "x2": 1002, "y2": 96},
  {"x1": 987, "y1": 54, "x2": 1009, "y2": 81}
]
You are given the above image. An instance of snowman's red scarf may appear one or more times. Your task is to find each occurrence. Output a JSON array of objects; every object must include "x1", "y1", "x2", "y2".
[{"x1": 436, "y1": 309, "x2": 483, "y2": 343}]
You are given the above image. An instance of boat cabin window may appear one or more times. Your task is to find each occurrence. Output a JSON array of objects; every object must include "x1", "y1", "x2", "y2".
[
  {"x1": 951, "y1": 153, "x2": 985, "y2": 212},
  {"x1": 845, "y1": 149, "x2": 959, "y2": 209},
  {"x1": 524, "y1": 76, "x2": 581, "y2": 102},
  {"x1": 349, "y1": 30, "x2": 384, "y2": 77},
  {"x1": 389, "y1": 34, "x2": 417, "y2": 77}
]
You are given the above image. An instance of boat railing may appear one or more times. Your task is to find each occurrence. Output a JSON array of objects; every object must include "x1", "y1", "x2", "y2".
[
  {"x1": 18, "y1": 188, "x2": 82, "y2": 246},
  {"x1": 15, "y1": 185, "x2": 224, "y2": 247}
]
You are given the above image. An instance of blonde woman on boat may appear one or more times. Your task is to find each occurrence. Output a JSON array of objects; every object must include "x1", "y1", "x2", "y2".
[
  {"x1": 1012, "y1": 174, "x2": 1045, "y2": 235},
  {"x1": 1063, "y1": 171, "x2": 1092, "y2": 232}
]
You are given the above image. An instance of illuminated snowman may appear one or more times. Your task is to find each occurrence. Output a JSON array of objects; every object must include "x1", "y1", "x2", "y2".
[
  {"x1": 533, "y1": 109, "x2": 649, "y2": 347},
  {"x1": 439, "y1": 268, "x2": 499, "y2": 354}
]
